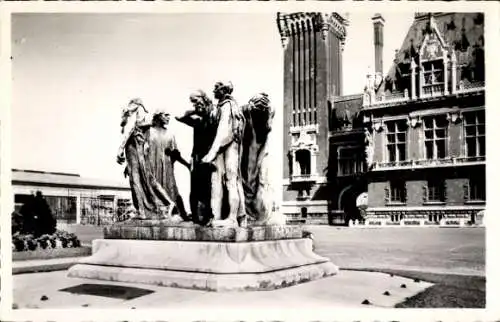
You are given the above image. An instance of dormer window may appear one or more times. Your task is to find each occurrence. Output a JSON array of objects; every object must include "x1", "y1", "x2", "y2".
[
  {"x1": 422, "y1": 60, "x2": 444, "y2": 96},
  {"x1": 419, "y1": 24, "x2": 448, "y2": 98}
]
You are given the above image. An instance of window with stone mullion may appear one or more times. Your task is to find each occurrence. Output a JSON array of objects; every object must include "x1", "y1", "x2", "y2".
[
  {"x1": 427, "y1": 178, "x2": 445, "y2": 202},
  {"x1": 424, "y1": 116, "x2": 448, "y2": 160},
  {"x1": 464, "y1": 111, "x2": 485, "y2": 158},
  {"x1": 469, "y1": 172, "x2": 486, "y2": 201},
  {"x1": 390, "y1": 179, "x2": 406, "y2": 203},
  {"x1": 338, "y1": 146, "x2": 364, "y2": 176},
  {"x1": 386, "y1": 120, "x2": 407, "y2": 163},
  {"x1": 422, "y1": 60, "x2": 444, "y2": 95}
]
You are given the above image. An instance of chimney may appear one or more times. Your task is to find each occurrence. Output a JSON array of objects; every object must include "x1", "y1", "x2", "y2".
[{"x1": 372, "y1": 13, "x2": 385, "y2": 76}]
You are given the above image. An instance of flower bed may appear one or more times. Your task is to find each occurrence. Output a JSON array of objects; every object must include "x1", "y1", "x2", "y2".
[{"x1": 12, "y1": 230, "x2": 82, "y2": 253}]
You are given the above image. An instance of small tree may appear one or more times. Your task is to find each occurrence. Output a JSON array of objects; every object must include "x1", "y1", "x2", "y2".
[
  {"x1": 33, "y1": 191, "x2": 57, "y2": 236},
  {"x1": 18, "y1": 191, "x2": 56, "y2": 237}
]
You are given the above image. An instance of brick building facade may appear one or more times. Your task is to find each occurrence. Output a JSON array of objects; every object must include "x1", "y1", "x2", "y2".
[
  {"x1": 362, "y1": 12, "x2": 485, "y2": 226},
  {"x1": 277, "y1": 12, "x2": 486, "y2": 227}
]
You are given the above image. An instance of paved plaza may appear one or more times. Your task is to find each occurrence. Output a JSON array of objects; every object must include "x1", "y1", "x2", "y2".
[
  {"x1": 13, "y1": 268, "x2": 432, "y2": 309},
  {"x1": 307, "y1": 226, "x2": 485, "y2": 276}
]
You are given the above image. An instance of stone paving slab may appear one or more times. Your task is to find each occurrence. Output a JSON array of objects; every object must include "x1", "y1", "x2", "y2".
[{"x1": 13, "y1": 269, "x2": 433, "y2": 309}]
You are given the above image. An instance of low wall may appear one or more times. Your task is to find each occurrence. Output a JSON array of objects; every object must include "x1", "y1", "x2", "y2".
[
  {"x1": 285, "y1": 213, "x2": 329, "y2": 225},
  {"x1": 13, "y1": 246, "x2": 92, "y2": 261}
]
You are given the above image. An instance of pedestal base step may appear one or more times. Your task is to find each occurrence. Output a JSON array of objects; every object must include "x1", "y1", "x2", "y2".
[
  {"x1": 68, "y1": 261, "x2": 338, "y2": 292},
  {"x1": 67, "y1": 238, "x2": 338, "y2": 291}
]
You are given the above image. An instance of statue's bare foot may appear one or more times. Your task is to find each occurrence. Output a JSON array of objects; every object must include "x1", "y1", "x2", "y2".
[
  {"x1": 168, "y1": 214, "x2": 185, "y2": 224},
  {"x1": 211, "y1": 218, "x2": 238, "y2": 228},
  {"x1": 128, "y1": 213, "x2": 147, "y2": 221},
  {"x1": 237, "y1": 215, "x2": 248, "y2": 227},
  {"x1": 265, "y1": 212, "x2": 287, "y2": 226},
  {"x1": 251, "y1": 219, "x2": 267, "y2": 227}
]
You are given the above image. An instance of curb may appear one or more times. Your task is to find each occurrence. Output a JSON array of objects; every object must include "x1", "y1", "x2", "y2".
[{"x1": 12, "y1": 257, "x2": 85, "y2": 275}]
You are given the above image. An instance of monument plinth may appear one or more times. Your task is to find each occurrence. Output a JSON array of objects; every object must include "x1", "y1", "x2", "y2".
[{"x1": 68, "y1": 223, "x2": 338, "y2": 291}]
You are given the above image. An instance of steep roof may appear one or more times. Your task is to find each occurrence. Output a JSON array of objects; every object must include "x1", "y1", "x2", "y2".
[
  {"x1": 377, "y1": 12, "x2": 484, "y2": 97},
  {"x1": 331, "y1": 94, "x2": 363, "y2": 130}
]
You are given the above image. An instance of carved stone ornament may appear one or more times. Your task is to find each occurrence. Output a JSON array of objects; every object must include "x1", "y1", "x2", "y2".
[
  {"x1": 363, "y1": 114, "x2": 372, "y2": 125},
  {"x1": 422, "y1": 185, "x2": 428, "y2": 203},
  {"x1": 426, "y1": 39, "x2": 439, "y2": 59},
  {"x1": 384, "y1": 186, "x2": 390, "y2": 203},
  {"x1": 281, "y1": 37, "x2": 289, "y2": 49},
  {"x1": 321, "y1": 14, "x2": 330, "y2": 40},
  {"x1": 406, "y1": 115, "x2": 422, "y2": 128},
  {"x1": 373, "y1": 121, "x2": 384, "y2": 132},
  {"x1": 463, "y1": 182, "x2": 470, "y2": 202},
  {"x1": 296, "y1": 129, "x2": 312, "y2": 148},
  {"x1": 322, "y1": 27, "x2": 329, "y2": 40},
  {"x1": 447, "y1": 111, "x2": 462, "y2": 124}
]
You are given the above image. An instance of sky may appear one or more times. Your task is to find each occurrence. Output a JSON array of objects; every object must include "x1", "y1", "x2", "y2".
[{"x1": 11, "y1": 12, "x2": 413, "y2": 208}]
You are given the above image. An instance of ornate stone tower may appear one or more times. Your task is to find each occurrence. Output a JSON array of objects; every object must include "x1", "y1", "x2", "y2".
[{"x1": 277, "y1": 12, "x2": 348, "y2": 219}]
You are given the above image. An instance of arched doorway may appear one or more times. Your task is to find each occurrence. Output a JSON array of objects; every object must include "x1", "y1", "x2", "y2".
[
  {"x1": 301, "y1": 207, "x2": 308, "y2": 218},
  {"x1": 338, "y1": 185, "x2": 362, "y2": 225}
]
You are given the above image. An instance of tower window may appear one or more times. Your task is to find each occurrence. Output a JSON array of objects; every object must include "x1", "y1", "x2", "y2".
[{"x1": 295, "y1": 149, "x2": 311, "y2": 176}]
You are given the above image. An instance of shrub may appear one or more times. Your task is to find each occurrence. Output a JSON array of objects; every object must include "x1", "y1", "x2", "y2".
[
  {"x1": 37, "y1": 234, "x2": 51, "y2": 250},
  {"x1": 49, "y1": 236, "x2": 56, "y2": 249},
  {"x1": 12, "y1": 234, "x2": 26, "y2": 252},
  {"x1": 25, "y1": 235, "x2": 38, "y2": 251},
  {"x1": 11, "y1": 211, "x2": 24, "y2": 235}
]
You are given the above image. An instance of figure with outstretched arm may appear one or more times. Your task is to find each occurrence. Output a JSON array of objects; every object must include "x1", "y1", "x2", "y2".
[
  {"x1": 201, "y1": 81, "x2": 246, "y2": 227},
  {"x1": 176, "y1": 90, "x2": 220, "y2": 225}
]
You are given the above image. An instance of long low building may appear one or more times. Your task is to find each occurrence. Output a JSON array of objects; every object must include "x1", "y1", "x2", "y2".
[{"x1": 12, "y1": 169, "x2": 131, "y2": 226}]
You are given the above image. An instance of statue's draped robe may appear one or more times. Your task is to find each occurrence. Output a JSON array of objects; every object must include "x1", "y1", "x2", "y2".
[
  {"x1": 125, "y1": 126, "x2": 174, "y2": 219},
  {"x1": 240, "y1": 104, "x2": 273, "y2": 222},
  {"x1": 146, "y1": 126, "x2": 186, "y2": 216}
]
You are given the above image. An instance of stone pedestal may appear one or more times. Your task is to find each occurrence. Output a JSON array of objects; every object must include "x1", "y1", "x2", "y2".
[{"x1": 67, "y1": 223, "x2": 338, "y2": 291}]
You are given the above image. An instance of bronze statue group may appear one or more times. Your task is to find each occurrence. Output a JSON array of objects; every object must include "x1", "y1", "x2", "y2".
[{"x1": 117, "y1": 81, "x2": 275, "y2": 228}]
